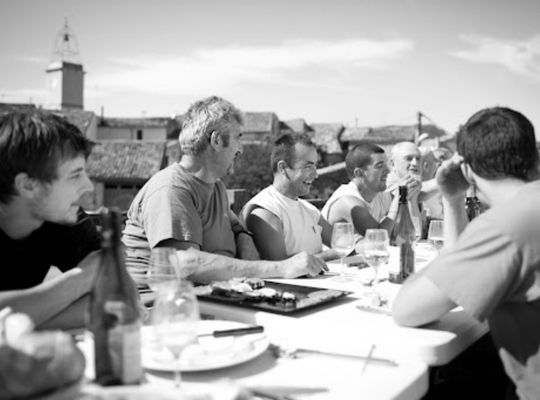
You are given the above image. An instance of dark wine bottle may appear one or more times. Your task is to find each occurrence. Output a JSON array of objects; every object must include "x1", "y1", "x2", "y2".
[
  {"x1": 465, "y1": 186, "x2": 482, "y2": 221},
  {"x1": 389, "y1": 186, "x2": 415, "y2": 283},
  {"x1": 88, "y1": 208, "x2": 142, "y2": 386}
]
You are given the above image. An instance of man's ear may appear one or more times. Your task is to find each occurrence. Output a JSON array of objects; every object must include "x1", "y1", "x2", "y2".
[
  {"x1": 208, "y1": 130, "x2": 222, "y2": 149},
  {"x1": 277, "y1": 160, "x2": 288, "y2": 174},
  {"x1": 460, "y1": 162, "x2": 476, "y2": 185},
  {"x1": 353, "y1": 167, "x2": 364, "y2": 179},
  {"x1": 13, "y1": 173, "x2": 38, "y2": 199}
]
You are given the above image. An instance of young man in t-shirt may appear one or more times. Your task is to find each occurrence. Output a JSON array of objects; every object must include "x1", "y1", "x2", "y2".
[
  {"x1": 393, "y1": 107, "x2": 540, "y2": 398},
  {"x1": 0, "y1": 109, "x2": 101, "y2": 329}
]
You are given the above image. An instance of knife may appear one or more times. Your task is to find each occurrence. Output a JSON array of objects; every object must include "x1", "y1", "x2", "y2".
[{"x1": 197, "y1": 325, "x2": 264, "y2": 338}]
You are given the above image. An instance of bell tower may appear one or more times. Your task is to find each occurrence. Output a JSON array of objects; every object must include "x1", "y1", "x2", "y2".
[{"x1": 46, "y1": 18, "x2": 84, "y2": 110}]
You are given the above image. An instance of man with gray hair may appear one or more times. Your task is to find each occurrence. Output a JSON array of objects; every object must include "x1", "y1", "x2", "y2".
[{"x1": 123, "y1": 96, "x2": 326, "y2": 285}]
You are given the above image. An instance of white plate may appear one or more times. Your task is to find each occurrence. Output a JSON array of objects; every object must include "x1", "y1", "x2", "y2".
[{"x1": 142, "y1": 320, "x2": 269, "y2": 372}]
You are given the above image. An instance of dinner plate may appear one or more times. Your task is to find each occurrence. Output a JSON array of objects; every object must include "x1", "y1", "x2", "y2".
[{"x1": 142, "y1": 320, "x2": 269, "y2": 372}]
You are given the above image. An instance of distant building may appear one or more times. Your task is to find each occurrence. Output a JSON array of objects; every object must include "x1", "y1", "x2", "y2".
[
  {"x1": 46, "y1": 20, "x2": 84, "y2": 110},
  {"x1": 310, "y1": 123, "x2": 345, "y2": 165},
  {"x1": 96, "y1": 117, "x2": 170, "y2": 141},
  {"x1": 83, "y1": 140, "x2": 170, "y2": 211},
  {"x1": 241, "y1": 112, "x2": 280, "y2": 143},
  {"x1": 280, "y1": 118, "x2": 312, "y2": 134}
]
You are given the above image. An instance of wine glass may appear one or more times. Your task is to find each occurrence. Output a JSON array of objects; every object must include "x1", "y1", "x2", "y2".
[
  {"x1": 152, "y1": 280, "x2": 200, "y2": 388},
  {"x1": 428, "y1": 220, "x2": 445, "y2": 253},
  {"x1": 331, "y1": 222, "x2": 355, "y2": 280},
  {"x1": 363, "y1": 229, "x2": 390, "y2": 299},
  {"x1": 147, "y1": 247, "x2": 180, "y2": 292},
  {"x1": 411, "y1": 216, "x2": 422, "y2": 247}
]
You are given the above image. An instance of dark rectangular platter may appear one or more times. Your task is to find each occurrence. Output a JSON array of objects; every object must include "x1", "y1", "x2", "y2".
[{"x1": 196, "y1": 281, "x2": 352, "y2": 315}]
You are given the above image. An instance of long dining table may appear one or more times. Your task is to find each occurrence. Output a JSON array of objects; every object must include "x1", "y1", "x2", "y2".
[{"x1": 75, "y1": 243, "x2": 486, "y2": 399}]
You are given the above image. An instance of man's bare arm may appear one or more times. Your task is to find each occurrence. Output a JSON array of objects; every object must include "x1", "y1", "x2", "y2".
[
  {"x1": 392, "y1": 270, "x2": 457, "y2": 327},
  {"x1": 156, "y1": 239, "x2": 327, "y2": 283},
  {"x1": 245, "y1": 207, "x2": 288, "y2": 260},
  {"x1": 0, "y1": 251, "x2": 100, "y2": 327}
]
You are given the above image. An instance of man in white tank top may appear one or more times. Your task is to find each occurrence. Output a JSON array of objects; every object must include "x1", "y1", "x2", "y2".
[
  {"x1": 242, "y1": 133, "x2": 334, "y2": 260},
  {"x1": 321, "y1": 143, "x2": 398, "y2": 236}
]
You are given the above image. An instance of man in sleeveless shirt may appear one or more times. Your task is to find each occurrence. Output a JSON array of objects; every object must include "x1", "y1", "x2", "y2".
[
  {"x1": 241, "y1": 133, "x2": 334, "y2": 260},
  {"x1": 321, "y1": 143, "x2": 398, "y2": 236}
]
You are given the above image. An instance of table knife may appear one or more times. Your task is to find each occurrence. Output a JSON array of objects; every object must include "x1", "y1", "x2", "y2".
[{"x1": 197, "y1": 325, "x2": 264, "y2": 338}]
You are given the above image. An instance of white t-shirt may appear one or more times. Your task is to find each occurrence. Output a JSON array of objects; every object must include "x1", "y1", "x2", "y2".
[{"x1": 321, "y1": 181, "x2": 392, "y2": 224}]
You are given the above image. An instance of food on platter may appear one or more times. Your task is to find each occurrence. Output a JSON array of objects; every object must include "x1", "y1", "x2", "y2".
[{"x1": 194, "y1": 277, "x2": 297, "y2": 305}]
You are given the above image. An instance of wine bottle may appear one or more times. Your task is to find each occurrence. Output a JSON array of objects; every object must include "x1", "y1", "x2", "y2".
[
  {"x1": 88, "y1": 208, "x2": 142, "y2": 386},
  {"x1": 465, "y1": 186, "x2": 482, "y2": 221},
  {"x1": 389, "y1": 186, "x2": 415, "y2": 283}
]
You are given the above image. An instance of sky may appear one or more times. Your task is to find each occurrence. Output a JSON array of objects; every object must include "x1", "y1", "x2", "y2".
[{"x1": 1, "y1": 0, "x2": 540, "y2": 136}]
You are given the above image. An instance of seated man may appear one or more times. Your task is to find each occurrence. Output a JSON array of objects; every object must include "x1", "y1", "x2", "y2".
[
  {"x1": 122, "y1": 96, "x2": 327, "y2": 285},
  {"x1": 0, "y1": 109, "x2": 101, "y2": 330},
  {"x1": 321, "y1": 143, "x2": 398, "y2": 236},
  {"x1": 241, "y1": 133, "x2": 333, "y2": 260},
  {"x1": 420, "y1": 146, "x2": 452, "y2": 220},
  {"x1": 393, "y1": 107, "x2": 540, "y2": 398}
]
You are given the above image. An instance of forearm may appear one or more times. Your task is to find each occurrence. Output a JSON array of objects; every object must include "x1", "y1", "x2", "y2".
[
  {"x1": 0, "y1": 252, "x2": 100, "y2": 326},
  {"x1": 186, "y1": 250, "x2": 281, "y2": 283},
  {"x1": 37, "y1": 294, "x2": 90, "y2": 331},
  {"x1": 442, "y1": 197, "x2": 468, "y2": 246}
]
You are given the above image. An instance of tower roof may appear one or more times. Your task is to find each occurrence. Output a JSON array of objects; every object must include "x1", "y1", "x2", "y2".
[{"x1": 51, "y1": 18, "x2": 81, "y2": 64}]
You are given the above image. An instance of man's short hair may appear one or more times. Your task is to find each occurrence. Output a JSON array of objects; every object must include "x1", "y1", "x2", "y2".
[
  {"x1": 179, "y1": 96, "x2": 243, "y2": 155},
  {"x1": 0, "y1": 109, "x2": 94, "y2": 204},
  {"x1": 345, "y1": 143, "x2": 385, "y2": 179},
  {"x1": 271, "y1": 133, "x2": 315, "y2": 173},
  {"x1": 457, "y1": 107, "x2": 539, "y2": 180}
]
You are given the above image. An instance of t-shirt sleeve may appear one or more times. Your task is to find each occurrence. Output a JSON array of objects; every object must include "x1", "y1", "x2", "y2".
[
  {"x1": 424, "y1": 217, "x2": 521, "y2": 321},
  {"x1": 142, "y1": 185, "x2": 203, "y2": 248},
  {"x1": 53, "y1": 211, "x2": 101, "y2": 272}
]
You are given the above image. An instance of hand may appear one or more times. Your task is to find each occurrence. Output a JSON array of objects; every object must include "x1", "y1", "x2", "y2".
[
  {"x1": 280, "y1": 252, "x2": 329, "y2": 278},
  {"x1": 435, "y1": 154, "x2": 469, "y2": 202},
  {"x1": 235, "y1": 233, "x2": 260, "y2": 261},
  {"x1": 392, "y1": 174, "x2": 421, "y2": 200},
  {"x1": 500, "y1": 348, "x2": 540, "y2": 400}
]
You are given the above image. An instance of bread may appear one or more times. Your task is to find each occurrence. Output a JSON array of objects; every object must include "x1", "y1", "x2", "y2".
[{"x1": 0, "y1": 330, "x2": 86, "y2": 399}]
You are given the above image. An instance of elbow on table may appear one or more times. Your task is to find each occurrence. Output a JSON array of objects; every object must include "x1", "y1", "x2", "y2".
[{"x1": 392, "y1": 302, "x2": 422, "y2": 327}]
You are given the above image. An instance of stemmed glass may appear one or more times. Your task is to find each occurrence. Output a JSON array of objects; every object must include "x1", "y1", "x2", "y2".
[
  {"x1": 428, "y1": 220, "x2": 445, "y2": 253},
  {"x1": 363, "y1": 229, "x2": 390, "y2": 299},
  {"x1": 411, "y1": 216, "x2": 422, "y2": 247},
  {"x1": 147, "y1": 247, "x2": 180, "y2": 292},
  {"x1": 331, "y1": 222, "x2": 355, "y2": 281},
  {"x1": 152, "y1": 280, "x2": 200, "y2": 388}
]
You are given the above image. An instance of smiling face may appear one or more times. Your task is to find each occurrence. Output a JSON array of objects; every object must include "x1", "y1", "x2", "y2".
[
  {"x1": 391, "y1": 142, "x2": 422, "y2": 178},
  {"x1": 284, "y1": 143, "x2": 319, "y2": 198},
  {"x1": 362, "y1": 153, "x2": 390, "y2": 193},
  {"x1": 31, "y1": 155, "x2": 94, "y2": 225}
]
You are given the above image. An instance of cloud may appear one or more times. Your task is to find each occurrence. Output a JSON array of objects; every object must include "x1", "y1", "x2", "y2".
[
  {"x1": 450, "y1": 34, "x2": 540, "y2": 82},
  {"x1": 91, "y1": 38, "x2": 413, "y2": 96}
]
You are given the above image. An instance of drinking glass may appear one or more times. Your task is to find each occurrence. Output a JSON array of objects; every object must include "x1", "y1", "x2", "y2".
[
  {"x1": 152, "y1": 280, "x2": 200, "y2": 388},
  {"x1": 331, "y1": 222, "x2": 355, "y2": 280},
  {"x1": 428, "y1": 220, "x2": 445, "y2": 253},
  {"x1": 363, "y1": 229, "x2": 390, "y2": 294},
  {"x1": 147, "y1": 247, "x2": 180, "y2": 292},
  {"x1": 411, "y1": 216, "x2": 422, "y2": 246}
]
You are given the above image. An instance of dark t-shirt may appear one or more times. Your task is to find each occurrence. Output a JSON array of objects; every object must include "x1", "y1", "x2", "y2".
[{"x1": 0, "y1": 211, "x2": 100, "y2": 291}]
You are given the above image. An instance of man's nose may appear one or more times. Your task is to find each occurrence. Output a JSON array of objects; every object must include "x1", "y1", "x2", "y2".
[{"x1": 81, "y1": 173, "x2": 94, "y2": 194}]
